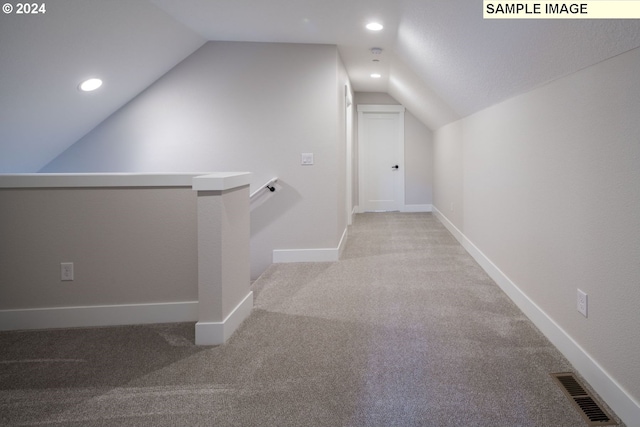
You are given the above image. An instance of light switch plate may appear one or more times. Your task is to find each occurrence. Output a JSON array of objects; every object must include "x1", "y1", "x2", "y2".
[{"x1": 301, "y1": 153, "x2": 314, "y2": 165}]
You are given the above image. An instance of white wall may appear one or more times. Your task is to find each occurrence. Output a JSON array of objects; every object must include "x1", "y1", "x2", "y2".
[
  {"x1": 353, "y1": 92, "x2": 433, "y2": 208},
  {"x1": 0, "y1": 187, "x2": 198, "y2": 309},
  {"x1": 405, "y1": 108, "x2": 433, "y2": 205},
  {"x1": 433, "y1": 121, "x2": 464, "y2": 228},
  {"x1": 336, "y1": 56, "x2": 351, "y2": 240},
  {"x1": 433, "y1": 46, "x2": 640, "y2": 423},
  {"x1": 42, "y1": 42, "x2": 348, "y2": 279}
]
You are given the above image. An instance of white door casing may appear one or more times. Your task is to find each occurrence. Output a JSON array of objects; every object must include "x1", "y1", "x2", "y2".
[
  {"x1": 357, "y1": 105, "x2": 405, "y2": 212},
  {"x1": 346, "y1": 87, "x2": 354, "y2": 225}
]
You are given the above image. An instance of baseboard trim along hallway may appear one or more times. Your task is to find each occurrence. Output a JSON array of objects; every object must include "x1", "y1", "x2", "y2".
[
  {"x1": 272, "y1": 226, "x2": 348, "y2": 263},
  {"x1": 432, "y1": 206, "x2": 640, "y2": 427},
  {"x1": 352, "y1": 204, "x2": 433, "y2": 214},
  {"x1": 0, "y1": 301, "x2": 198, "y2": 331},
  {"x1": 195, "y1": 291, "x2": 253, "y2": 345}
]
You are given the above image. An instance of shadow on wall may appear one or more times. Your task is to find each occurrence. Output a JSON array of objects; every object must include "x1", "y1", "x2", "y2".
[
  {"x1": 249, "y1": 180, "x2": 303, "y2": 278},
  {"x1": 250, "y1": 179, "x2": 302, "y2": 236}
]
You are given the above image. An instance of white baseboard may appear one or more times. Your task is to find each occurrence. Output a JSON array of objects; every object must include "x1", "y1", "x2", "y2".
[
  {"x1": 195, "y1": 291, "x2": 253, "y2": 345},
  {"x1": 338, "y1": 227, "x2": 348, "y2": 259},
  {"x1": 0, "y1": 301, "x2": 198, "y2": 331},
  {"x1": 273, "y1": 227, "x2": 348, "y2": 263},
  {"x1": 432, "y1": 206, "x2": 640, "y2": 427},
  {"x1": 353, "y1": 204, "x2": 433, "y2": 213},
  {"x1": 401, "y1": 204, "x2": 433, "y2": 213}
]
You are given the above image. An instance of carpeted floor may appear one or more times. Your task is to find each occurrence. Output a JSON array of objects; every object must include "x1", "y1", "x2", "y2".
[{"x1": 0, "y1": 213, "x2": 623, "y2": 426}]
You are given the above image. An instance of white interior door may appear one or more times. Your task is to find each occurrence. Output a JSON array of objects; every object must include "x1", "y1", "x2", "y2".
[{"x1": 358, "y1": 105, "x2": 405, "y2": 212}]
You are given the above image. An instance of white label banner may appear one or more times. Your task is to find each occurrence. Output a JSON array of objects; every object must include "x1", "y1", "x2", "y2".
[{"x1": 484, "y1": 1, "x2": 640, "y2": 18}]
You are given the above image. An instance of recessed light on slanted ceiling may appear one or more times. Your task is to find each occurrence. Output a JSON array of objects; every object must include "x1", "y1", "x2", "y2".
[
  {"x1": 79, "y1": 78, "x2": 103, "y2": 92},
  {"x1": 370, "y1": 73, "x2": 382, "y2": 79},
  {"x1": 366, "y1": 22, "x2": 384, "y2": 31}
]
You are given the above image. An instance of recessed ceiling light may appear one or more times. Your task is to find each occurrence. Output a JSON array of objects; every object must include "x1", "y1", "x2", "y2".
[
  {"x1": 371, "y1": 73, "x2": 382, "y2": 79},
  {"x1": 79, "y1": 78, "x2": 102, "y2": 92},
  {"x1": 366, "y1": 22, "x2": 384, "y2": 31}
]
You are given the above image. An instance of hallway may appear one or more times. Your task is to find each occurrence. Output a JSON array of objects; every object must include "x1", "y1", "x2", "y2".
[{"x1": 0, "y1": 213, "x2": 622, "y2": 426}]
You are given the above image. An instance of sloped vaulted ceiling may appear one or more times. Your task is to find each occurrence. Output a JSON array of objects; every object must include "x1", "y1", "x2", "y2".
[
  {"x1": 395, "y1": 0, "x2": 640, "y2": 118},
  {"x1": 0, "y1": 0, "x2": 205, "y2": 173},
  {"x1": 1, "y1": 0, "x2": 640, "y2": 172}
]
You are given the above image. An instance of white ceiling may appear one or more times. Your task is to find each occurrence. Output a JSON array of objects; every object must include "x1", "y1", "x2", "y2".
[
  {"x1": 0, "y1": 0, "x2": 204, "y2": 172},
  {"x1": 2, "y1": 0, "x2": 640, "y2": 172}
]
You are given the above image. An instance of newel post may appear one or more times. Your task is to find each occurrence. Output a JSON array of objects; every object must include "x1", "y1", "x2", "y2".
[{"x1": 192, "y1": 172, "x2": 252, "y2": 345}]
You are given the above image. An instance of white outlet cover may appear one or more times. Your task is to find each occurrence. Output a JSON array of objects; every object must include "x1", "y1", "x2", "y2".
[
  {"x1": 577, "y1": 289, "x2": 588, "y2": 317},
  {"x1": 61, "y1": 262, "x2": 74, "y2": 281},
  {"x1": 301, "y1": 153, "x2": 314, "y2": 165}
]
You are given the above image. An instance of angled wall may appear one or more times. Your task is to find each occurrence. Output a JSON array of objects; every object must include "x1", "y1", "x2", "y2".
[
  {"x1": 433, "y1": 47, "x2": 640, "y2": 425},
  {"x1": 42, "y1": 41, "x2": 349, "y2": 279}
]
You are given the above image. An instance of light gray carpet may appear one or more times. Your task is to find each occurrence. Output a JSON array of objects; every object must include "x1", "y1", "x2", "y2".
[{"x1": 0, "y1": 213, "x2": 623, "y2": 426}]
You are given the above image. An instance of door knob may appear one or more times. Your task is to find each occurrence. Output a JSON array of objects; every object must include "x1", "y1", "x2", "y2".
[{"x1": 391, "y1": 165, "x2": 399, "y2": 169}]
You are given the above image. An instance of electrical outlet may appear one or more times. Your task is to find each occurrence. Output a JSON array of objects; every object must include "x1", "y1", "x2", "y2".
[
  {"x1": 61, "y1": 262, "x2": 74, "y2": 281},
  {"x1": 301, "y1": 153, "x2": 314, "y2": 165},
  {"x1": 577, "y1": 289, "x2": 588, "y2": 317}
]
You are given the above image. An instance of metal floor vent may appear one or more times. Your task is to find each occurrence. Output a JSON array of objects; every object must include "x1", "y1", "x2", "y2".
[{"x1": 550, "y1": 373, "x2": 618, "y2": 426}]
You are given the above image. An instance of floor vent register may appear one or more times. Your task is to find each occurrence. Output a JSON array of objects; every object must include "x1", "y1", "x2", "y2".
[{"x1": 550, "y1": 372, "x2": 618, "y2": 426}]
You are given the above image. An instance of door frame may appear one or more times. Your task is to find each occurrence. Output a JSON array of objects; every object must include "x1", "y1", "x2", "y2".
[
  {"x1": 345, "y1": 88, "x2": 354, "y2": 225},
  {"x1": 357, "y1": 104, "x2": 405, "y2": 212}
]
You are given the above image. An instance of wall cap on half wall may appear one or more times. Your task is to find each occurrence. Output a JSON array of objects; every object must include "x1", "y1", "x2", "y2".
[
  {"x1": 192, "y1": 172, "x2": 251, "y2": 191},
  {"x1": 0, "y1": 173, "x2": 214, "y2": 188}
]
